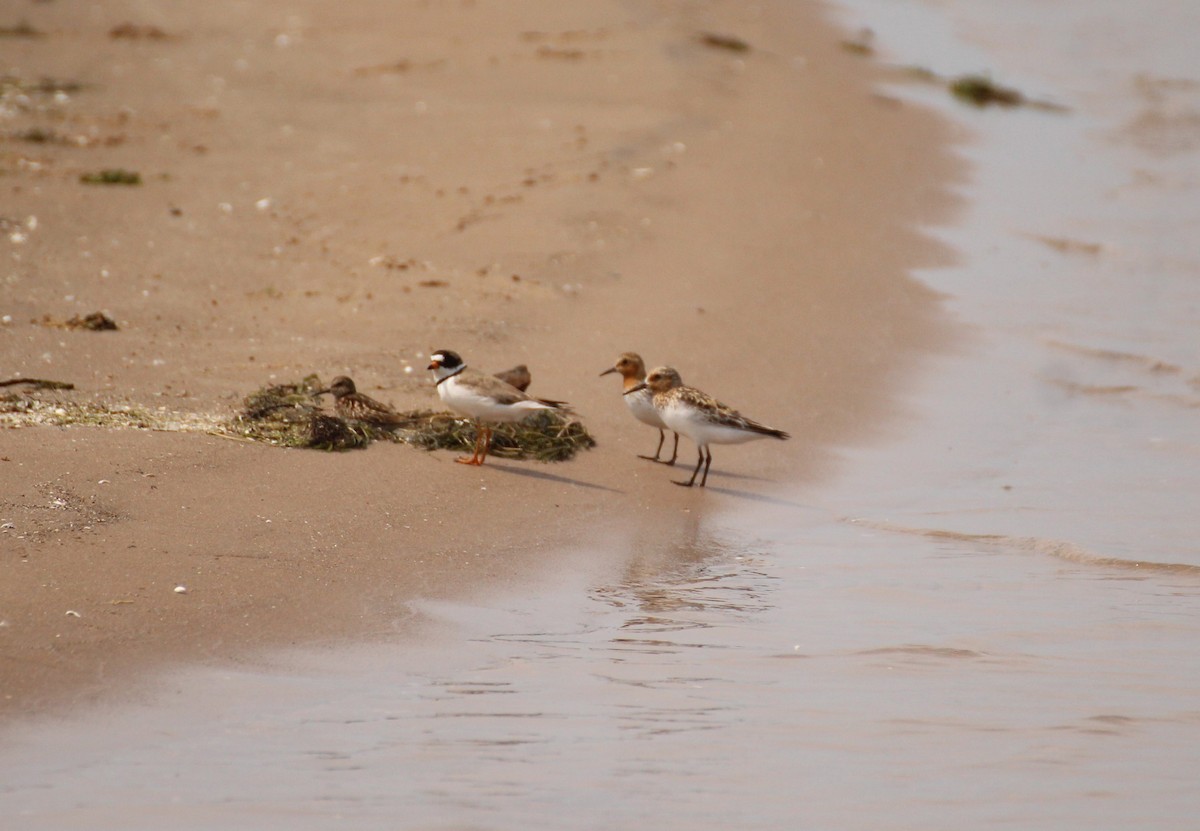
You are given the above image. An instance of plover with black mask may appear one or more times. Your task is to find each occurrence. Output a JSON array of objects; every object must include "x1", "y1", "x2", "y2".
[{"x1": 428, "y1": 349, "x2": 568, "y2": 465}]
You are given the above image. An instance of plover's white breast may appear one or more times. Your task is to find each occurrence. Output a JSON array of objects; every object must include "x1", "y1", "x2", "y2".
[{"x1": 439, "y1": 375, "x2": 551, "y2": 423}]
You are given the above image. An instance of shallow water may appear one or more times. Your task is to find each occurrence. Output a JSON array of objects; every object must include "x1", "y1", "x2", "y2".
[
  {"x1": 4, "y1": 1, "x2": 1200, "y2": 828},
  {"x1": 4, "y1": 505, "x2": 1198, "y2": 829},
  {"x1": 824, "y1": 0, "x2": 1200, "y2": 570}
]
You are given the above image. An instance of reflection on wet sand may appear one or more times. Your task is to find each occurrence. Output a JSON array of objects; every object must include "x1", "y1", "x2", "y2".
[
  {"x1": 595, "y1": 514, "x2": 774, "y2": 622},
  {"x1": 2, "y1": 502, "x2": 1199, "y2": 829}
]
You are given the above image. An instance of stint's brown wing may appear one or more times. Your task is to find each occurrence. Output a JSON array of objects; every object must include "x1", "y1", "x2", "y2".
[
  {"x1": 674, "y1": 386, "x2": 788, "y2": 439},
  {"x1": 340, "y1": 393, "x2": 410, "y2": 427}
]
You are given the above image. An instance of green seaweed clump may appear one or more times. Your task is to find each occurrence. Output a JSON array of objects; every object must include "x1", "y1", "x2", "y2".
[
  {"x1": 405, "y1": 407, "x2": 596, "y2": 463},
  {"x1": 949, "y1": 74, "x2": 1024, "y2": 107},
  {"x1": 16, "y1": 127, "x2": 58, "y2": 144},
  {"x1": 840, "y1": 28, "x2": 875, "y2": 57},
  {"x1": 698, "y1": 32, "x2": 750, "y2": 53},
  {"x1": 230, "y1": 375, "x2": 368, "y2": 451},
  {"x1": 232, "y1": 377, "x2": 595, "y2": 460},
  {"x1": 35, "y1": 311, "x2": 119, "y2": 331},
  {"x1": 0, "y1": 21, "x2": 43, "y2": 38},
  {"x1": 1, "y1": 395, "x2": 173, "y2": 431},
  {"x1": 68, "y1": 312, "x2": 119, "y2": 330},
  {"x1": 80, "y1": 169, "x2": 141, "y2": 185},
  {"x1": 0, "y1": 374, "x2": 598, "y2": 462}
]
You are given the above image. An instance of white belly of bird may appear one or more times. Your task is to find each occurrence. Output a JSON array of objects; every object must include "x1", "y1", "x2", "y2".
[
  {"x1": 438, "y1": 378, "x2": 549, "y2": 423},
  {"x1": 624, "y1": 387, "x2": 667, "y2": 429},
  {"x1": 660, "y1": 402, "x2": 766, "y2": 447}
]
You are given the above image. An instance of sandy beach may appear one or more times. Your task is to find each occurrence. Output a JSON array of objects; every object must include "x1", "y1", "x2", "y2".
[
  {"x1": 1, "y1": 2, "x2": 954, "y2": 716},
  {"x1": 5, "y1": 1, "x2": 1200, "y2": 828}
]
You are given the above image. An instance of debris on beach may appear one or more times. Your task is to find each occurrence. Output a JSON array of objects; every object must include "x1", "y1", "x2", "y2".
[
  {"x1": 36, "y1": 312, "x2": 119, "y2": 331},
  {"x1": 840, "y1": 29, "x2": 875, "y2": 57},
  {"x1": 0, "y1": 21, "x2": 43, "y2": 39},
  {"x1": 80, "y1": 168, "x2": 141, "y2": 185},
  {"x1": 230, "y1": 375, "x2": 368, "y2": 450},
  {"x1": 1, "y1": 376, "x2": 596, "y2": 462},
  {"x1": 949, "y1": 73, "x2": 1069, "y2": 111},
  {"x1": 405, "y1": 407, "x2": 595, "y2": 462},
  {"x1": 840, "y1": 52, "x2": 1069, "y2": 112},
  {"x1": 0, "y1": 393, "x2": 208, "y2": 432},
  {"x1": 8, "y1": 126, "x2": 126, "y2": 147},
  {"x1": 0, "y1": 76, "x2": 85, "y2": 97},
  {"x1": 0, "y1": 377, "x2": 75, "y2": 390},
  {"x1": 232, "y1": 376, "x2": 595, "y2": 460},
  {"x1": 698, "y1": 32, "x2": 751, "y2": 53},
  {"x1": 949, "y1": 74, "x2": 1025, "y2": 107},
  {"x1": 1029, "y1": 235, "x2": 1104, "y2": 256},
  {"x1": 11, "y1": 127, "x2": 58, "y2": 144},
  {"x1": 109, "y1": 23, "x2": 173, "y2": 41},
  {"x1": 897, "y1": 67, "x2": 1069, "y2": 112}
]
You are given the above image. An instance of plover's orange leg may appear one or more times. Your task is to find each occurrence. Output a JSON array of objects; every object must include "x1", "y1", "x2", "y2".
[
  {"x1": 456, "y1": 422, "x2": 485, "y2": 465},
  {"x1": 477, "y1": 426, "x2": 494, "y2": 465}
]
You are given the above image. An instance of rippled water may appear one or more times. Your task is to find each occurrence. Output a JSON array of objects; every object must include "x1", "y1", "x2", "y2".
[
  {"x1": 4, "y1": 1, "x2": 1200, "y2": 828},
  {"x1": 4, "y1": 503, "x2": 1198, "y2": 829},
  {"x1": 824, "y1": 0, "x2": 1200, "y2": 571}
]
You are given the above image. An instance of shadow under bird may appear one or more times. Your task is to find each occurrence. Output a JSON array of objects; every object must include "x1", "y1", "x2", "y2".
[
  {"x1": 600, "y1": 351, "x2": 680, "y2": 465},
  {"x1": 428, "y1": 349, "x2": 569, "y2": 466},
  {"x1": 316, "y1": 375, "x2": 411, "y2": 428},
  {"x1": 628, "y1": 366, "x2": 789, "y2": 487}
]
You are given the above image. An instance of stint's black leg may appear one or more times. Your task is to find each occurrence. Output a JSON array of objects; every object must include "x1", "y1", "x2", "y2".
[
  {"x1": 699, "y1": 448, "x2": 713, "y2": 487},
  {"x1": 666, "y1": 432, "x2": 679, "y2": 466},
  {"x1": 673, "y1": 447, "x2": 704, "y2": 487},
  {"x1": 638, "y1": 429, "x2": 666, "y2": 463}
]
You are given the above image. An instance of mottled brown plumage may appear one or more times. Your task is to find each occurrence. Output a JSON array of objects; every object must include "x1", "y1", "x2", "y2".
[
  {"x1": 636, "y1": 366, "x2": 789, "y2": 487},
  {"x1": 319, "y1": 376, "x2": 410, "y2": 428}
]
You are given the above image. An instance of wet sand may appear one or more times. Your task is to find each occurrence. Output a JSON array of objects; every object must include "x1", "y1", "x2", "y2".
[{"x1": 1, "y1": 2, "x2": 955, "y2": 715}]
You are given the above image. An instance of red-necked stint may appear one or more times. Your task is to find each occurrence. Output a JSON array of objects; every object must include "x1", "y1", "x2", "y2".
[
  {"x1": 600, "y1": 351, "x2": 680, "y2": 465},
  {"x1": 629, "y1": 366, "x2": 789, "y2": 487}
]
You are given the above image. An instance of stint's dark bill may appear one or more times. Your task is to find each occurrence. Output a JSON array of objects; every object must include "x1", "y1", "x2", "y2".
[
  {"x1": 635, "y1": 366, "x2": 789, "y2": 488},
  {"x1": 600, "y1": 351, "x2": 680, "y2": 466}
]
